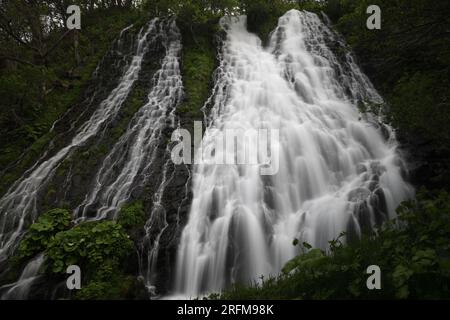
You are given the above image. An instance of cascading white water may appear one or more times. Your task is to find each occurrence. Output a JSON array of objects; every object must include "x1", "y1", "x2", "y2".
[
  {"x1": 0, "y1": 21, "x2": 158, "y2": 261},
  {"x1": 0, "y1": 253, "x2": 44, "y2": 300},
  {"x1": 75, "y1": 19, "x2": 183, "y2": 221},
  {"x1": 174, "y1": 10, "x2": 413, "y2": 296},
  {"x1": 69, "y1": 19, "x2": 183, "y2": 295}
]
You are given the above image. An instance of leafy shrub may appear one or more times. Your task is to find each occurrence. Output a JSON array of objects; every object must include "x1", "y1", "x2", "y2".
[
  {"x1": 282, "y1": 248, "x2": 328, "y2": 275},
  {"x1": 117, "y1": 200, "x2": 146, "y2": 232},
  {"x1": 74, "y1": 260, "x2": 146, "y2": 300},
  {"x1": 15, "y1": 210, "x2": 140, "y2": 299},
  {"x1": 45, "y1": 221, "x2": 133, "y2": 275},
  {"x1": 17, "y1": 208, "x2": 71, "y2": 260}
]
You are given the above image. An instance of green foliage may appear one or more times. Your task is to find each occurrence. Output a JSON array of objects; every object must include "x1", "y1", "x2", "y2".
[
  {"x1": 217, "y1": 191, "x2": 450, "y2": 299},
  {"x1": 2, "y1": 0, "x2": 449, "y2": 301},
  {"x1": 282, "y1": 249, "x2": 328, "y2": 274},
  {"x1": 43, "y1": 220, "x2": 143, "y2": 300},
  {"x1": 13, "y1": 209, "x2": 141, "y2": 299},
  {"x1": 45, "y1": 221, "x2": 133, "y2": 275},
  {"x1": 117, "y1": 200, "x2": 146, "y2": 231},
  {"x1": 74, "y1": 260, "x2": 145, "y2": 300},
  {"x1": 0, "y1": 8, "x2": 143, "y2": 196},
  {"x1": 176, "y1": 17, "x2": 217, "y2": 118},
  {"x1": 390, "y1": 72, "x2": 450, "y2": 154},
  {"x1": 144, "y1": 0, "x2": 239, "y2": 24},
  {"x1": 17, "y1": 209, "x2": 71, "y2": 261},
  {"x1": 176, "y1": 45, "x2": 216, "y2": 117}
]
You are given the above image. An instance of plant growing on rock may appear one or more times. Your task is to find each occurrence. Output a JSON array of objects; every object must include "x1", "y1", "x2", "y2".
[{"x1": 17, "y1": 208, "x2": 71, "y2": 261}]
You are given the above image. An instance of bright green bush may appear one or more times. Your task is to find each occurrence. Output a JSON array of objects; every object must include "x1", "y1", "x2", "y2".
[
  {"x1": 45, "y1": 221, "x2": 133, "y2": 274},
  {"x1": 117, "y1": 200, "x2": 146, "y2": 232},
  {"x1": 74, "y1": 260, "x2": 145, "y2": 300},
  {"x1": 17, "y1": 208, "x2": 71, "y2": 260},
  {"x1": 14, "y1": 211, "x2": 139, "y2": 299}
]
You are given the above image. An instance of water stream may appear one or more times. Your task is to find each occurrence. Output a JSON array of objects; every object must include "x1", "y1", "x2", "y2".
[
  {"x1": 0, "y1": 20, "x2": 158, "y2": 262},
  {"x1": 174, "y1": 10, "x2": 413, "y2": 296}
]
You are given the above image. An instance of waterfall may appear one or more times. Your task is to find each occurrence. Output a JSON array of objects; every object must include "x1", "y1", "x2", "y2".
[
  {"x1": 174, "y1": 10, "x2": 413, "y2": 296},
  {"x1": 71, "y1": 19, "x2": 183, "y2": 295},
  {"x1": 75, "y1": 18, "x2": 183, "y2": 221},
  {"x1": 0, "y1": 253, "x2": 44, "y2": 300},
  {"x1": 0, "y1": 20, "x2": 158, "y2": 262}
]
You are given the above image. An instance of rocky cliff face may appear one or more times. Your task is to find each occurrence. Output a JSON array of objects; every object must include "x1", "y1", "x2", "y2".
[
  {"x1": 0, "y1": 20, "x2": 186, "y2": 298},
  {"x1": 0, "y1": 11, "x2": 414, "y2": 299}
]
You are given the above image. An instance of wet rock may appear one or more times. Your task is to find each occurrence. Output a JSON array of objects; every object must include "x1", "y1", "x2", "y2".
[
  {"x1": 356, "y1": 163, "x2": 367, "y2": 174},
  {"x1": 347, "y1": 187, "x2": 371, "y2": 202}
]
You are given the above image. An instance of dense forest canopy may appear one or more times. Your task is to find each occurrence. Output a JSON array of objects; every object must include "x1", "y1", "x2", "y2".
[{"x1": 0, "y1": 0, "x2": 449, "y2": 300}]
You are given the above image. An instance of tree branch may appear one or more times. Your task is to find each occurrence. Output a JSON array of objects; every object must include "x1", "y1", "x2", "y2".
[
  {"x1": 0, "y1": 10, "x2": 41, "y2": 53},
  {"x1": 0, "y1": 55, "x2": 37, "y2": 67},
  {"x1": 43, "y1": 28, "x2": 73, "y2": 58}
]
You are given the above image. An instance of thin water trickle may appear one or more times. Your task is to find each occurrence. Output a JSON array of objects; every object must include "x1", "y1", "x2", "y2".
[
  {"x1": 0, "y1": 253, "x2": 44, "y2": 300},
  {"x1": 70, "y1": 19, "x2": 184, "y2": 295},
  {"x1": 75, "y1": 18, "x2": 183, "y2": 221},
  {"x1": 0, "y1": 20, "x2": 158, "y2": 262}
]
